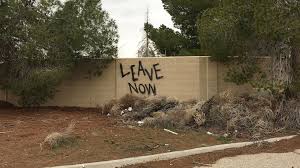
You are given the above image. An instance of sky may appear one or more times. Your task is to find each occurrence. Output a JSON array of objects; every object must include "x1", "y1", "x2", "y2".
[{"x1": 102, "y1": 0, "x2": 175, "y2": 58}]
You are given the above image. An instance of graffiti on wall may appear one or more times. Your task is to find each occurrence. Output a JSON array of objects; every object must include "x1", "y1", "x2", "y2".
[{"x1": 120, "y1": 61, "x2": 164, "y2": 95}]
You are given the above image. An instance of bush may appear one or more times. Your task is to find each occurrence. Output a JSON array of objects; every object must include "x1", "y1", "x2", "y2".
[
  {"x1": 1, "y1": 0, "x2": 118, "y2": 107},
  {"x1": 118, "y1": 94, "x2": 142, "y2": 109},
  {"x1": 41, "y1": 121, "x2": 77, "y2": 150},
  {"x1": 198, "y1": 90, "x2": 300, "y2": 137},
  {"x1": 102, "y1": 99, "x2": 117, "y2": 115},
  {"x1": 9, "y1": 68, "x2": 66, "y2": 107},
  {"x1": 102, "y1": 94, "x2": 144, "y2": 116}
]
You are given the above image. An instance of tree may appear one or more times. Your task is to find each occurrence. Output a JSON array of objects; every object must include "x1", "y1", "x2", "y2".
[
  {"x1": 138, "y1": 8, "x2": 160, "y2": 57},
  {"x1": 145, "y1": 24, "x2": 186, "y2": 56},
  {"x1": 198, "y1": 0, "x2": 300, "y2": 93},
  {"x1": 0, "y1": 0, "x2": 118, "y2": 106},
  {"x1": 137, "y1": 39, "x2": 158, "y2": 57},
  {"x1": 145, "y1": 0, "x2": 219, "y2": 56},
  {"x1": 161, "y1": 0, "x2": 218, "y2": 47}
]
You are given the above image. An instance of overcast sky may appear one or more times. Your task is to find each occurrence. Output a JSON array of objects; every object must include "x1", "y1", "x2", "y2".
[{"x1": 102, "y1": 0, "x2": 175, "y2": 58}]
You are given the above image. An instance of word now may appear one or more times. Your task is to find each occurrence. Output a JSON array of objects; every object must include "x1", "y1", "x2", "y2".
[
  {"x1": 120, "y1": 61, "x2": 164, "y2": 81},
  {"x1": 128, "y1": 82, "x2": 157, "y2": 95}
]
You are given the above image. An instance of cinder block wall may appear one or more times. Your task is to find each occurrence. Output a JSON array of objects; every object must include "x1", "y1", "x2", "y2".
[{"x1": 0, "y1": 56, "x2": 254, "y2": 107}]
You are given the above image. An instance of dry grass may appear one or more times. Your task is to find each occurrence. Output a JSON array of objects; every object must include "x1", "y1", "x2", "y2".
[
  {"x1": 41, "y1": 121, "x2": 77, "y2": 150},
  {"x1": 102, "y1": 99, "x2": 117, "y2": 115},
  {"x1": 102, "y1": 94, "x2": 199, "y2": 128},
  {"x1": 277, "y1": 99, "x2": 300, "y2": 129},
  {"x1": 119, "y1": 94, "x2": 142, "y2": 109},
  {"x1": 135, "y1": 99, "x2": 199, "y2": 129},
  {"x1": 102, "y1": 92, "x2": 300, "y2": 137},
  {"x1": 198, "y1": 90, "x2": 300, "y2": 138}
]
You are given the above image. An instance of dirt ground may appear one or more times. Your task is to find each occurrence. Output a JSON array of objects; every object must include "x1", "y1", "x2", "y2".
[
  {"x1": 0, "y1": 108, "x2": 222, "y2": 168},
  {"x1": 126, "y1": 136, "x2": 300, "y2": 168}
]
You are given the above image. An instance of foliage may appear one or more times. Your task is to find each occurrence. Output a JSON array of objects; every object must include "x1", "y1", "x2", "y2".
[
  {"x1": 0, "y1": 0, "x2": 118, "y2": 106},
  {"x1": 145, "y1": 24, "x2": 187, "y2": 56},
  {"x1": 137, "y1": 42, "x2": 157, "y2": 57},
  {"x1": 138, "y1": 9, "x2": 160, "y2": 57},
  {"x1": 137, "y1": 34, "x2": 158, "y2": 57},
  {"x1": 252, "y1": 78, "x2": 286, "y2": 96},
  {"x1": 161, "y1": 0, "x2": 218, "y2": 48},
  {"x1": 225, "y1": 57, "x2": 262, "y2": 85},
  {"x1": 145, "y1": 0, "x2": 219, "y2": 56},
  {"x1": 51, "y1": 0, "x2": 118, "y2": 59},
  {"x1": 198, "y1": 0, "x2": 256, "y2": 60},
  {"x1": 216, "y1": 136, "x2": 232, "y2": 144},
  {"x1": 199, "y1": 0, "x2": 300, "y2": 90},
  {"x1": 9, "y1": 68, "x2": 67, "y2": 106},
  {"x1": 254, "y1": 0, "x2": 300, "y2": 44}
]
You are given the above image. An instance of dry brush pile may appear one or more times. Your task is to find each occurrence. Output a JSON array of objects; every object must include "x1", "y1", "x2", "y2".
[
  {"x1": 103, "y1": 92, "x2": 300, "y2": 138},
  {"x1": 102, "y1": 94, "x2": 202, "y2": 129},
  {"x1": 41, "y1": 121, "x2": 78, "y2": 150},
  {"x1": 198, "y1": 91, "x2": 300, "y2": 138}
]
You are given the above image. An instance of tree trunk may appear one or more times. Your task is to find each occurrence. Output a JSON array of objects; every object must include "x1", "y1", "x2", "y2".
[{"x1": 271, "y1": 41, "x2": 294, "y2": 87}]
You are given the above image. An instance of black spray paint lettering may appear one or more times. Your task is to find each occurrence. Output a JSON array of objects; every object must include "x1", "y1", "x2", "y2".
[
  {"x1": 120, "y1": 63, "x2": 130, "y2": 78},
  {"x1": 120, "y1": 61, "x2": 164, "y2": 81},
  {"x1": 153, "y1": 63, "x2": 163, "y2": 80},
  {"x1": 120, "y1": 61, "x2": 164, "y2": 95},
  {"x1": 128, "y1": 83, "x2": 157, "y2": 95}
]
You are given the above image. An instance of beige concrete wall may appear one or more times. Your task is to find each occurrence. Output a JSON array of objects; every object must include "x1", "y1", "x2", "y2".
[
  {"x1": 116, "y1": 57, "x2": 202, "y2": 101},
  {"x1": 0, "y1": 56, "x2": 263, "y2": 107},
  {"x1": 45, "y1": 61, "x2": 116, "y2": 107},
  {"x1": 0, "y1": 89, "x2": 18, "y2": 105},
  {"x1": 0, "y1": 89, "x2": 5, "y2": 102}
]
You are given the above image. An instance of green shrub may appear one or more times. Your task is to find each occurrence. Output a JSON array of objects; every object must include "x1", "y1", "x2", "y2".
[{"x1": 9, "y1": 68, "x2": 66, "y2": 107}]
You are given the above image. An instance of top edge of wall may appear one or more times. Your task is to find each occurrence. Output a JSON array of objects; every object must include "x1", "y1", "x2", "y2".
[
  {"x1": 116, "y1": 56, "x2": 271, "y2": 60},
  {"x1": 116, "y1": 56, "x2": 211, "y2": 60}
]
